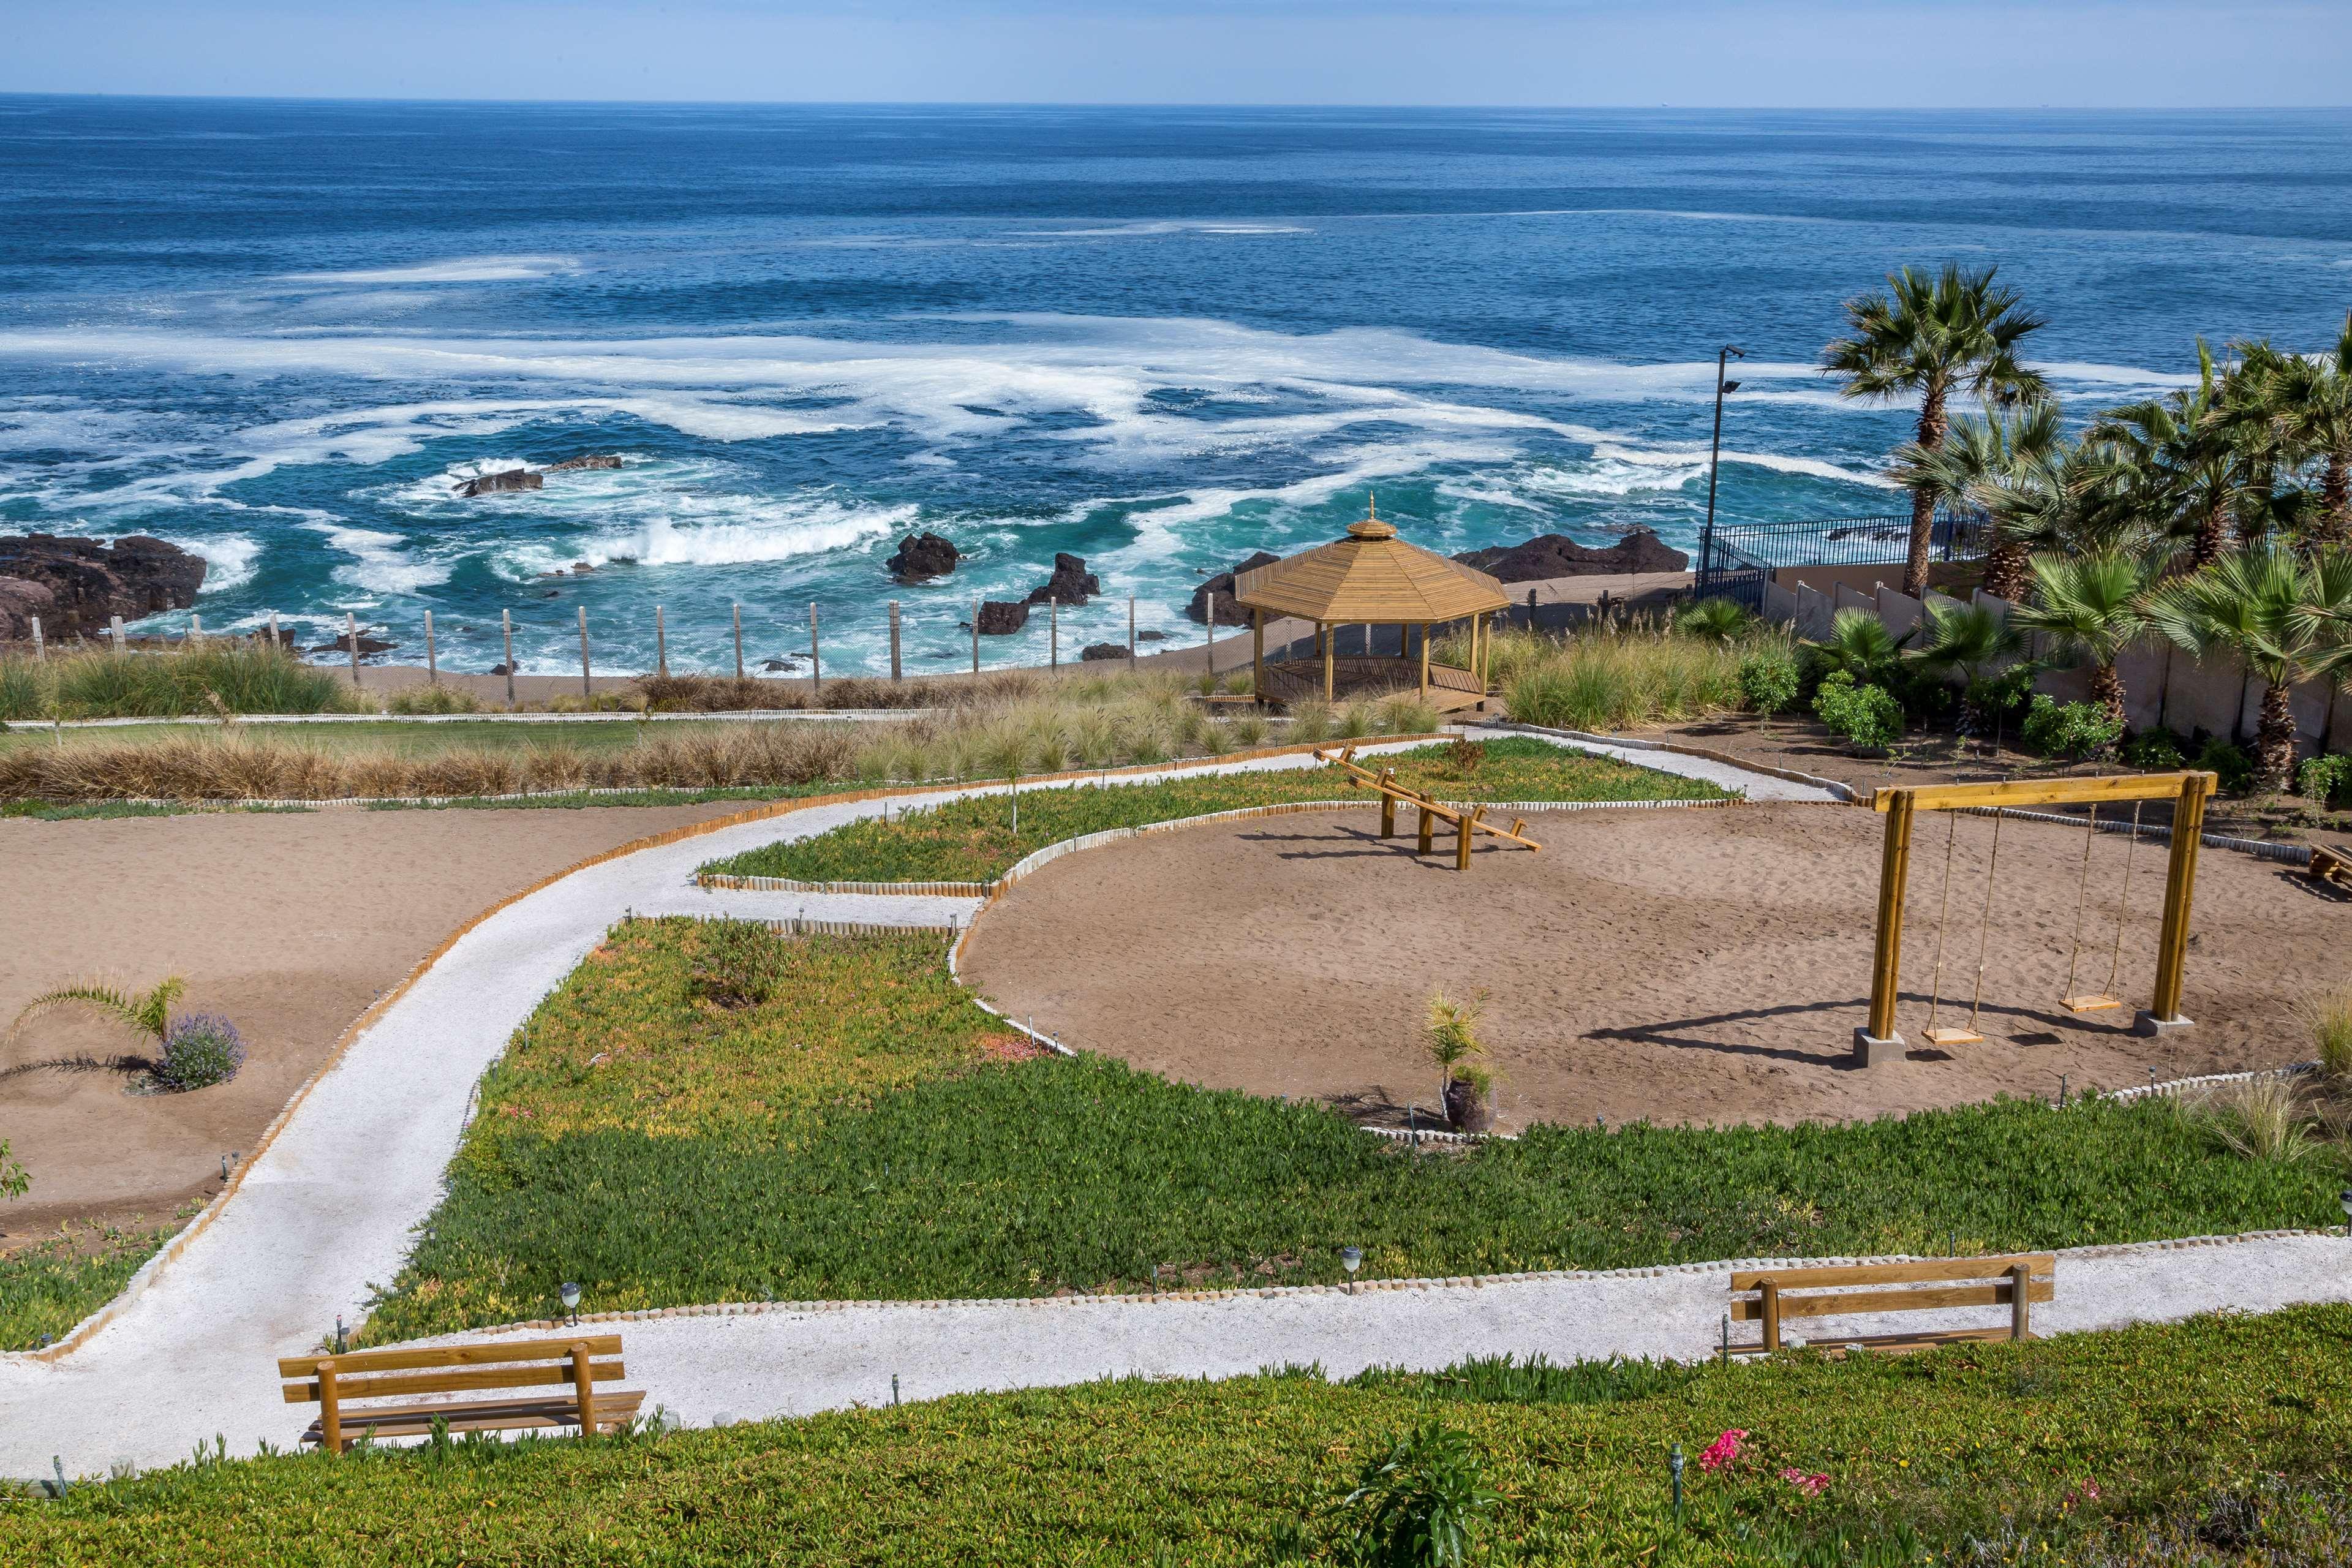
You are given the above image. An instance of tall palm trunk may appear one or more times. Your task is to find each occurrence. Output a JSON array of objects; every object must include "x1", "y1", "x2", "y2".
[
  {"x1": 1980, "y1": 538, "x2": 2032, "y2": 601},
  {"x1": 2319, "y1": 451, "x2": 2352, "y2": 550},
  {"x1": 2087, "y1": 662, "x2": 2127, "y2": 737},
  {"x1": 2193, "y1": 492, "x2": 2233, "y2": 568},
  {"x1": 1904, "y1": 388, "x2": 1949, "y2": 599},
  {"x1": 2253, "y1": 677, "x2": 2299, "y2": 794}
]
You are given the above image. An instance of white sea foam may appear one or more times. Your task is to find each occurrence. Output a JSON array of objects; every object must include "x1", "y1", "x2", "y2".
[
  {"x1": 183, "y1": 534, "x2": 262, "y2": 593},
  {"x1": 303, "y1": 520, "x2": 454, "y2": 595},
  {"x1": 277, "y1": 255, "x2": 581, "y2": 285}
]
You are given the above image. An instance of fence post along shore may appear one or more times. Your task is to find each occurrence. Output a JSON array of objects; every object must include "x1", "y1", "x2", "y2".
[
  {"x1": 28, "y1": 616, "x2": 42, "y2": 662},
  {"x1": 1128, "y1": 593, "x2": 1136, "y2": 661},
  {"x1": 502, "y1": 609, "x2": 516, "y2": 707},
  {"x1": 732, "y1": 602, "x2": 744, "y2": 680},
  {"x1": 970, "y1": 595, "x2": 979, "y2": 675},
  {"x1": 888, "y1": 600, "x2": 902, "y2": 680},
  {"x1": 1050, "y1": 597, "x2": 1059, "y2": 668},
  {"x1": 655, "y1": 604, "x2": 667, "y2": 679},
  {"x1": 111, "y1": 614, "x2": 125, "y2": 655},
  {"x1": 187, "y1": 613, "x2": 202, "y2": 644},
  {"x1": 346, "y1": 612, "x2": 361, "y2": 686},
  {"x1": 809, "y1": 601, "x2": 822, "y2": 695},
  {"x1": 424, "y1": 609, "x2": 438, "y2": 685},
  {"x1": 577, "y1": 606, "x2": 591, "y2": 698}
]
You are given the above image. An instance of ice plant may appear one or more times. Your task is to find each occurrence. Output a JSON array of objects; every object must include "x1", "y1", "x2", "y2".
[
  {"x1": 1698, "y1": 1429, "x2": 1748, "y2": 1474},
  {"x1": 1779, "y1": 1468, "x2": 1829, "y2": 1497}
]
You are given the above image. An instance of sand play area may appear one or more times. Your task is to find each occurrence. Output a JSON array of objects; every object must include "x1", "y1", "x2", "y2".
[
  {"x1": 0, "y1": 801, "x2": 754, "y2": 1236},
  {"x1": 961, "y1": 802, "x2": 2346, "y2": 1130}
]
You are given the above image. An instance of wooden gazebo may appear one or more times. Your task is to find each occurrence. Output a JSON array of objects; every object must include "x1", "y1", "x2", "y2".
[{"x1": 1234, "y1": 497, "x2": 1510, "y2": 710}]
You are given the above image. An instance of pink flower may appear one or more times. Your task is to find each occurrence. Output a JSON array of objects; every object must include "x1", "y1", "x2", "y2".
[
  {"x1": 1779, "y1": 1468, "x2": 1830, "y2": 1497},
  {"x1": 2065, "y1": 1480, "x2": 2103, "y2": 1509},
  {"x1": 1698, "y1": 1429, "x2": 1749, "y2": 1473}
]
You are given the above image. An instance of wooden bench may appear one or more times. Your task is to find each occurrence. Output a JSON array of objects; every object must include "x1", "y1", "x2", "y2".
[
  {"x1": 279, "y1": 1334, "x2": 644, "y2": 1452},
  {"x1": 1728, "y1": 1255, "x2": 2055, "y2": 1357}
]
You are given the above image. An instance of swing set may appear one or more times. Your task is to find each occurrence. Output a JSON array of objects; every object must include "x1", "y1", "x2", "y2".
[{"x1": 1855, "y1": 771, "x2": 2217, "y2": 1066}]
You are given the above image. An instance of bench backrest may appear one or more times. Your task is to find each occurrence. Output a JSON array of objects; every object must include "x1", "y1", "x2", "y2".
[
  {"x1": 1731, "y1": 1256, "x2": 2054, "y2": 1349},
  {"x1": 280, "y1": 1335, "x2": 627, "y2": 1416}
]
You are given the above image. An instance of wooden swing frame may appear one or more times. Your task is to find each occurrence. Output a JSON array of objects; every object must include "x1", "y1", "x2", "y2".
[{"x1": 1855, "y1": 771, "x2": 2215, "y2": 1065}]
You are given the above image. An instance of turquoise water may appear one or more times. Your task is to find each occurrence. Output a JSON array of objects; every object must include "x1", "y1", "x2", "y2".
[{"x1": 3, "y1": 98, "x2": 2348, "y2": 673}]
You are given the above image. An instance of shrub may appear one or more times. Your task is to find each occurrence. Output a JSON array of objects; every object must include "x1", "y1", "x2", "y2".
[
  {"x1": 687, "y1": 919, "x2": 789, "y2": 1009},
  {"x1": 156, "y1": 1012, "x2": 246, "y2": 1090},
  {"x1": 2019, "y1": 695, "x2": 2122, "y2": 761},
  {"x1": 1811, "y1": 671, "x2": 1902, "y2": 749},
  {"x1": 387, "y1": 682, "x2": 485, "y2": 715},
  {"x1": 2194, "y1": 736, "x2": 2255, "y2": 793},
  {"x1": 2120, "y1": 728, "x2": 2187, "y2": 771},
  {"x1": 1675, "y1": 596, "x2": 1757, "y2": 644},
  {"x1": 0, "y1": 657, "x2": 47, "y2": 722},
  {"x1": 1736, "y1": 644, "x2": 1800, "y2": 720},
  {"x1": 1330, "y1": 1422, "x2": 1500, "y2": 1568},
  {"x1": 2298, "y1": 752, "x2": 2351, "y2": 805}
]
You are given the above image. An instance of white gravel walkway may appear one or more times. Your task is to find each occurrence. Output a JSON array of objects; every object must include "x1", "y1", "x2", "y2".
[{"x1": 0, "y1": 731, "x2": 2319, "y2": 1481}]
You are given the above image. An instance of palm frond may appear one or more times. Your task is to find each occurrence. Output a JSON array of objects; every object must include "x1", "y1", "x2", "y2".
[{"x1": 8, "y1": 974, "x2": 185, "y2": 1047}]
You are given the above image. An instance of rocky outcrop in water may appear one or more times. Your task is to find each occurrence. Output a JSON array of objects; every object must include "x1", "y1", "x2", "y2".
[
  {"x1": 456, "y1": 468, "x2": 543, "y2": 499},
  {"x1": 0, "y1": 533, "x2": 206, "y2": 641},
  {"x1": 976, "y1": 600, "x2": 1030, "y2": 635},
  {"x1": 1025, "y1": 552, "x2": 1101, "y2": 606},
  {"x1": 1451, "y1": 529, "x2": 1687, "y2": 583},
  {"x1": 544, "y1": 454, "x2": 624, "y2": 473},
  {"x1": 886, "y1": 532, "x2": 962, "y2": 582},
  {"x1": 1080, "y1": 642, "x2": 1131, "y2": 661},
  {"x1": 312, "y1": 628, "x2": 397, "y2": 657},
  {"x1": 1186, "y1": 550, "x2": 1281, "y2": 625}
]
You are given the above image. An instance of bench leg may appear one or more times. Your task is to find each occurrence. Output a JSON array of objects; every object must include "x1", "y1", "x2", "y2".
[
  {"x1": 2010, "y1": 1263, "x2": 2032, "y2": 1341},
  {"x1": 318, "y1": 1360, "x2": 342, "y2": 1455},
  {"x1": 1760, "y1": 1280, "x2": 1781, "y2": 1353}
]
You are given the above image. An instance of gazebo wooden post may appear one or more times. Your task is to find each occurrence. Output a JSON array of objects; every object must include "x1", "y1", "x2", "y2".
[
  {"x1": 1321, "y1": 619, "x2": 1335, "y2": 702},
  {"x1": 1417, "y1": 622, "x2": 1429, "y2": 699},
  {"x1": 1251, "y1": 609, "x2": 1264, "y2": 701}
]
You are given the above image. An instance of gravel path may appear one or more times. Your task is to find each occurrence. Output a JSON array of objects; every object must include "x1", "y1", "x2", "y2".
[{"x1": 0, "y1": 731, "x2": 2316, "y2": 1481}]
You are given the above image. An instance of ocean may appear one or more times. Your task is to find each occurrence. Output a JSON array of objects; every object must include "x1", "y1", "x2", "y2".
[{"x1": 2, "y1": 97, "x2": 2348, "y2": 675}]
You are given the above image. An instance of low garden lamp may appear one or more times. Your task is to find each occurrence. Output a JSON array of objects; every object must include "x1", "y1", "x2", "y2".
[
  {"x1": 2340, "y1": 1188, "x2": 2351, "y2": 1238},
  {"x1": 560, "y1": 1281, "x2": 582, "y2": 1325},
  {"x1": 1340, "y1": 1247, "x2": 1362, "y2": 1294}
]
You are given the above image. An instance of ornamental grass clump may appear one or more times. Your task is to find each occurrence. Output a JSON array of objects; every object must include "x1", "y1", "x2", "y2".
[
  {"x1": 1328, "y1": 1421, "x2": 1500, "y2": 1568},
  {"x1": 2309, "y1": 987, "x2": 2352, "y2": 1086},
  {"x1": 156, "y1": 1012, "x2": 246, "y2": 1091}
]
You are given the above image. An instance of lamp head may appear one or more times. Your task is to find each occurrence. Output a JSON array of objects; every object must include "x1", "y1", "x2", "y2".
[
  {"x1": 2340, "y1": 1188, "x2": 2352, "y2": 1219},
  {"x1": 560, "y1": 1280, "x2": 582, "y2": 1311},
  {"x1": 1339, "y1": 1246, "x2": 1363, "y2": 1275}
]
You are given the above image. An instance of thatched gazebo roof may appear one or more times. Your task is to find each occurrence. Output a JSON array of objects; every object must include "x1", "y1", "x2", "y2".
[{"x1": 1231, "y1": 500, "x2": 1509, "y2": 624}]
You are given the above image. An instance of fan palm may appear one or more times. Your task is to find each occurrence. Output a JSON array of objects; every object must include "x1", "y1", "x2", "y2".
[
  {"x1": 1675, "y1": 595, "x2": 1757, "y2": 646},
  {"x1": 2146, "y1": 545, "x2": 2352, "y2": 793},
  {"x1": 2215, "y1": 341, "x2": 2320, "y2": 548},
  {"x1": 2007, "y1": 551, "x2": 2163, "y2": 734},
  {"x1": 1891, "y1": 399, "x2": 2063, "y2": 600},
  {"x1": 1823, "y1": 263, "x2": 2048, "y2": 597},
  {"x1": 2254, "y1": 314, "x2": 2352, "y2": 548},
  {"x1": 8, "y1": 974, "x2": 185, "y2": 1049},
  {"x1": 1973, "y1": 432, "x2": 2156, "y2": 565},
  {"x1": 1815, "y1": 607, "x2": 1909, "y2": 684},
  {"x1": 2092, "y1": 340, "x2": 2242, "y2": 568},
  {"x1": 1910, "y1": 599, "x2": 2026, "y2": 737}
]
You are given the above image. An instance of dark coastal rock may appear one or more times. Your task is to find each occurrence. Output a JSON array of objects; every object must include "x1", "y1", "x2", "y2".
[
  {"x1": 976, "y1": 599, "x2": 1030, "y2": 635},
  {"x1": 1186, "y1": 551, "x2": 1281, "y2": 625},
  {"x1": 456, "y1": 468, "x2": 543, "y2": 499},
  {"x1": 0, "y1": 533, "x2": 206, "y2": 639},
  {"x1": 1080, "y1": 642, "x2": 1132, "y2": 662},
  {"x1": 762, "y1": 657, "x2": 803, "y2": 672},
  {"x1": 1025, "y1": 552, "x2": 1101, "y2": 606},
  {"x1": 543, "y1": 454, "x2": 624, "y2": 473},
  {"x1": 490, "y1": 663, "x2": 512, "y2": 676},
  {"x1": 1451, "y1": 529, "x2": 1688, "y2": 584},
  {"x1": 1137, "y1": 628, "x2": 1167, "y2": 642},
  {"x1": 312, "y1": 629, "x2": 397, "y2": 657},
  {"x1": 886, "y1": 532, "x2": 961, "y2": 582}
]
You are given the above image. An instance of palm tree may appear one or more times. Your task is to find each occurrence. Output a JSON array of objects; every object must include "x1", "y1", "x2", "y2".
[
  {"x1": 2092, "y1": 341, "x2": 2242, "y2": 569},
  {"x1": 1891, "y1": 399, "x2": 2062, "y2": 600},
  {"x1": 2253, "y1": 314, "x2": 2352, "y2": 548},
  {"x1": 2007, "y1": 551, "x2": 2163, "y2": 734},
  {"x1": 2215, "y1": 341, "x2": 2318, "y2": 548},
  {"x1": 1815, "y1": 607, "x2": 1908, "y2": 684},
  {"x1": 1910, "y1": 599, "x2": 2026, "y2": 739},
  {"x1": 2147, "y1": 545, "x2": 2352, "y2": 793},
  {"x1": 7, "y1": 974, "x2": 184, "y2": 1049},
  {"x1": 1973, "y1": 432, "x2": 2156, "y2": 567},
  {"x1": 1823, "y1": 263, "x2": 2048, "y2": 598}
]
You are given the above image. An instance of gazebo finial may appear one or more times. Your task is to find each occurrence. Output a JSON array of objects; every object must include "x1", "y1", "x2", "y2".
[{"x1": 1348, "y1": 490, "x2": 1396, "y2": 541}]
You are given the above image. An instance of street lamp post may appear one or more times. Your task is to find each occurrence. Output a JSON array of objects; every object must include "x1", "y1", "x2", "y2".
[{"x1": 1697, "y1": 344, "x2": 1744, "y2": 598}]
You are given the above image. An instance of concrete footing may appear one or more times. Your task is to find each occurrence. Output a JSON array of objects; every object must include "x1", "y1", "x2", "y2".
[
  {"x1": 2135, "y1": 1011, "x2": 2194, "y2": 1039},
  {"x1": 1852, "y1": 1028, "x2": 1905, "y2": 1066}
]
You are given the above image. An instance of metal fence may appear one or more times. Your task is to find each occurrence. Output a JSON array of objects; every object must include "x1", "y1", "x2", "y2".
[{"x1": 1694, "y1": 510, "x2": 1988, "y2": 609}]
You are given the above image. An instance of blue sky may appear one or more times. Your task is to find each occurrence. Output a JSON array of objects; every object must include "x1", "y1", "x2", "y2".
[{"x1": 6, "y1": 1, "x2": 2349, "y2": 107}]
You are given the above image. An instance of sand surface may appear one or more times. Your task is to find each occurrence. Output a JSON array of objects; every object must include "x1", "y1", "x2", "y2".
[
  {"x1": 0, "y1": 801, "x2": 752, "y2": 1237},
  {"x1": 962, "y1": 802, "x2": 2346, "y2": 1130}
]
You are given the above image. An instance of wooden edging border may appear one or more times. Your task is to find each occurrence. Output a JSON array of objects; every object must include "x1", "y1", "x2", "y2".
[{"x1": 6, "y1": 734, "x2": 1448, "y2": 1365}]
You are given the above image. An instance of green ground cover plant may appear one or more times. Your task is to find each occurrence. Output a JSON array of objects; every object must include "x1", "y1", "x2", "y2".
[
  {"x1": 0, "y1": 1216, "x2": 189, "y2": 1352},
  {"x1": 10, "y1": 1307, "x2": 2351, "y2": 1564},
  {"x1": 700, "y1": 737, "x2": 1722, "y2": 884},
  {"x1": 359, "y1": 919, "x2": 2341, "y2": 1344},
  {"x1": 0, "y1": 644, "x2": 369, "y2": 721}
]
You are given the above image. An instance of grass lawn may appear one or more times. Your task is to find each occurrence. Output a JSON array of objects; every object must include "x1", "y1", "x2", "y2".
[
  {"x1": 699, "y1": 737, "x2": 1726, "y2": 884},
  {"x1": 9, "y1": 1308, "x2": 2351, "y2": 1564},
  {"x1": 356, "y1": 918, "x2": 2341, "y2": 1344}
]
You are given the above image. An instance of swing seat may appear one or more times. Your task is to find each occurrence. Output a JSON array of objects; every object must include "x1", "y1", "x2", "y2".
[
  {"x1": 1923, "y1": 1025, "x2": 1985, "y2": 1047},
  {"x1": 2060, "y1": 995, "x2": 2122, "y2": 1014}
]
